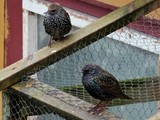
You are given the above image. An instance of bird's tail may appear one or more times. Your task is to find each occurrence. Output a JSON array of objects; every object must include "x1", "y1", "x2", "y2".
[{"x1": 118, "y1": 92, "x2": 132, "y2": 100}]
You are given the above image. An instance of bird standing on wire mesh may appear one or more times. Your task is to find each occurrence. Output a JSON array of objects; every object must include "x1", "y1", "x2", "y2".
[
  {"x1": 43, "y1": 3, "x2": 72, "y2": 46},
  {"x1": 81, "y1": 64, "x2": 132, "y2": 114}
]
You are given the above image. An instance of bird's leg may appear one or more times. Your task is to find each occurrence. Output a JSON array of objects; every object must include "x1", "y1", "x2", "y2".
[
  {"x1": 88, "y1": 101, "x2": 103, "y2": 112},
  {"x1": 95, "y1": 101, "x2": 108, "y2": 114},
  {"x1": 48, "y1": 37, "x2": 52, "y2": 47},
  {"x1": 60, "y1": 36, "x2": 65, "y2": 41},
  {"x1": 88, "y1": 101, "x2": 108, "y2": 115}
]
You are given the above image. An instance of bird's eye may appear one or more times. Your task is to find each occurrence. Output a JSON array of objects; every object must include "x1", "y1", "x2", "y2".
[
  {"x1": 82, "y1": 68, "x2": 95, "y2": 75},
  {"x1": 83, "y1": 70, "x2": 89, "y2": 73},
  {"x1": 86, "y1": 69, "x2": 95, "y2": 74}
]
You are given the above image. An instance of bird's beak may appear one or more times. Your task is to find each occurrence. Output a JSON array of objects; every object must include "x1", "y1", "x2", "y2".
[
  {"x1": 73, "y1": 69, "x2": 82, "y2": 75},
  {"x1": 78, "y1": 69, "x2": 82, "y2": 73},
  {"x1": 77, "y1": 69, "x2": 83, "y2": 74},
  {"x1": 81, "y1": 70, "x2": 84, "y2": 73}
]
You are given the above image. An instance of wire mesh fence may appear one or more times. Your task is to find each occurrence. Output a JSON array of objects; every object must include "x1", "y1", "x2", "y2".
[
  {"x1": 2, "y1": 1, "x2": 160, "y2": 120},
  {"x1": 3, "y1": 88, "x2": 66, "y2": 120}
]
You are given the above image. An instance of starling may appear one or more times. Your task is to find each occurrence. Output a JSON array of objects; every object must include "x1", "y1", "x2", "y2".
[
  {"x1": 43, "y1": 3, "x2": 72, "y2": 46},
  {"x1": 81, "y1": 64, "x2": 131, "y2": 114}
]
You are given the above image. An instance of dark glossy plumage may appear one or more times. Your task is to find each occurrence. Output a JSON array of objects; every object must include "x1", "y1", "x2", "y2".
[
  {"x1": 43, "y1": 3, "x2": 72, "y2": 41},
  {"x1": 82, "y1": 64, "x2": 131, "y2": 113},
  {"x1": 82, "y1": 64, "x2": 131, "y2": 101}
]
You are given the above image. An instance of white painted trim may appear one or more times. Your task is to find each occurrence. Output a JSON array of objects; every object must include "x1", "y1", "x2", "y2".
[
  {"x1": 23, "y1": 10, "x2": 38, "y2": 58},
  {"x1": 22, "y1": 0, "x2": 160, "y2": 55},
  {"x1": 22, "y1": 0, "x2": 97, "y2": 28},
  {"x1": 23, "y1": 9, "x2": 38, "y2": 91},
  {"x1": 108, "y1": 27, "x2": 160, "y2": 54}
]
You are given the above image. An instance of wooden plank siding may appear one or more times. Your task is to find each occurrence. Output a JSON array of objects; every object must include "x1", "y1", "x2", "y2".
[{"x1": 5, "y1": 0, "x2": 22, "y2": 66}]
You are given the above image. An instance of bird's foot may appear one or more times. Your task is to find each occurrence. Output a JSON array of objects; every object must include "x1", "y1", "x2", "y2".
[
  {"x1": 60, "y1": 36, "x2": 65, "y2": 41},
  {"x1": 48, "y1": 43, "x2": 52, "y2": 47},
  {"x1": 87, "y1": 106, "x2": 98, "y2": 113},
  {"x1": 25, "y1": 79, "x2": 36, "y2": 87},
  {"x1": 95, "y1": 106, "x2": 106, "y2": 115},
  {"x1": 88, "y1": 107, "x2": 106, "y2": 115},
  {"x1": 48, "y1": 37, "x2": 52, "y2": 47},
  {"x1": 48, "y1": 36, "x2": 57, "y2": 47},
  {"x1": 48, "y1": 40, "x2": 56, "y2": 47},
  {"x1": 88, "y1": 101, "x2": 109, "y2": 115}
]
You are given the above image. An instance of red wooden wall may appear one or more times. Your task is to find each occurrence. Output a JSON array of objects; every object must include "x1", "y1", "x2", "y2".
[
  {"x1": 5, "y1": 0, "x2": 22, "y2": 66},
  {"x1": 4, "y1": 0, "x2": 160, "y2": 67},
  {"x1": 48, "y1": 0, "x2": 116, "y2": 17}
]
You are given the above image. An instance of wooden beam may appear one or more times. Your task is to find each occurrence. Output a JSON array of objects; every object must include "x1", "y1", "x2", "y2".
[
  {"x1": 0, "y1": 0, "x2": 159, "y2": 91},
  {"x1": 148, "y1": 114, "x2": 160, "y2": 120},
  {"x1": 10, "y1": 78, "x2": 124, "y2": 120}
]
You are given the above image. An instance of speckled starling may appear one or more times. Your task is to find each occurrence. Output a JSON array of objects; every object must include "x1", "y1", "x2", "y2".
[
  {"x1": 81, "y1": 64, "x2": 131, "y2": 114},
  {"x1": 43, "y1": 3, "x2": 72, "y2": 45}
]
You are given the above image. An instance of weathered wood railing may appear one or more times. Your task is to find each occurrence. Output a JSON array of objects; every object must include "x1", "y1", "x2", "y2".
[{"x1": 0, "y1": 0, "x2": 160, "y2": 119}]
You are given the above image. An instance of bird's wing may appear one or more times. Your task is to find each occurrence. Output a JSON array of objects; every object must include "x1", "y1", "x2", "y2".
[{"x1": 95, "y1": 72, "x2": 123, "y2": 97}]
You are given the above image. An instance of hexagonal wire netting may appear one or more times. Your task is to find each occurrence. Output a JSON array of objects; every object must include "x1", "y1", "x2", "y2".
[{"x1": 3, "y1": 4, "x2": 160, "y2": 120}]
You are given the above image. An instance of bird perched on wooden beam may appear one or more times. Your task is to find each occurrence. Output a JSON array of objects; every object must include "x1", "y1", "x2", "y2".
[
  {"x1": 43, "y1": 3, "x2": 72, "y2": 46},
  {"x1": 81, "y1": 64, "x2": 132, "y2": 114}
]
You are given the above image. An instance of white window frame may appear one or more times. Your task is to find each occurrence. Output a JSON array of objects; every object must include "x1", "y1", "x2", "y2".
[{"x1": 22, "y1": 0, "x2": 97, "y2": 58}]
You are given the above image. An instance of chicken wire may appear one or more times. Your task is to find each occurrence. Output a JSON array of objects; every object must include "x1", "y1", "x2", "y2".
[
  {"x1": 2, "y1": 89, "x2": 67, "y2": 120},
  {"x1": 3, "y1": 6, "x2": 160, "y2": 120}
]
